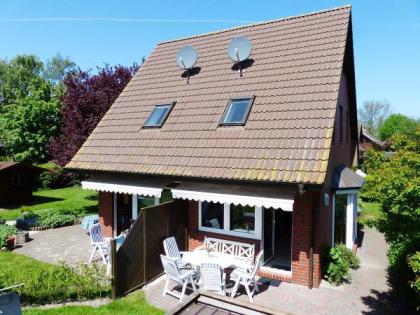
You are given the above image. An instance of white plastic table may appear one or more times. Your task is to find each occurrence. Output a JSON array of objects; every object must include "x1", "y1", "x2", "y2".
[{"x1": 182, "y1": 250, "x2": 250, "y2": 270}]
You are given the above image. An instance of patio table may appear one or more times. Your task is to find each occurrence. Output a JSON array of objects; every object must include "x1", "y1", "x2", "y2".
[{"x1": 182, "y1": 250, "x2": 250, "y2": 270}]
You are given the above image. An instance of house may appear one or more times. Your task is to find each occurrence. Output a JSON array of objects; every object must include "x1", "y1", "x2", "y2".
[
  {"x1": 67, "y1": 5, "x2": 364, "y2": 288},
  {"x1": 358, "y1": 124, "x2": 387, "y2": 152},
  {"x1": 0, "y1": 162, "x2": 43, "y2": 206}
]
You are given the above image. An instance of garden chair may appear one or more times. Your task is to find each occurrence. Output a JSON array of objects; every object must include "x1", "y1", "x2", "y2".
[
  {"x1": 200, "y1": 263, "x2": 226, "y2": 295},
  {"x1": 230, "y1": 250, "x2": 264, "y2": 302},
  {"x1": 88, "y1": 223, "x2": 109, "y2": 265},
  {"x1": 160, "y1": 255, "x2": 197, "y2": 303},
  {"x1": 163, "y1": 236, "x2": 190, "y2": 269}
]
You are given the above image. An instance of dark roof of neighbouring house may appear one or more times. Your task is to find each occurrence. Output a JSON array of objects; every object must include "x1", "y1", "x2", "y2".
[
  {"x1": 332, "y1": 165, "x2": 365, "y2": 190},
  {"x1": 359, "y1": 124, "x2": 385, "y2": 148},
  {"x1": 0, "y1": 162, "x2": 43, "y2": 173},
  {"x1": 67, "y1": 6, "x2": 354, "y2": 185}
]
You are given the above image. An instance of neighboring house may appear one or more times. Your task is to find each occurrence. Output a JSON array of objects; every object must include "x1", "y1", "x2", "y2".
[
  {"x1": 358, "y1": 124, "x2": 387, "y2": 153},
  {"x1": 67, "y1": 6, "x2": 364, "y2": 288},
  {"x1": 0, "y1": 162, "x2": 43, "y2": 206}
]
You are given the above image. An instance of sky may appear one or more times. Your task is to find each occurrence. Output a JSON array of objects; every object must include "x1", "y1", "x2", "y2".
[{"x1": 1, "y1": 0, "x2": 419, "y2": 118}]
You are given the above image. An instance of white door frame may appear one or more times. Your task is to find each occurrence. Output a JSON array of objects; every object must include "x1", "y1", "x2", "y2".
[{"x1": 332, "y1": 190, "x2": 358, "y2": 249}]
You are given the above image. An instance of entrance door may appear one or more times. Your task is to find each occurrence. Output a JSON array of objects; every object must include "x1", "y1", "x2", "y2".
[
  {"x1": 263, "y1": 207, "x2": 292, "y2": 271},
  {"x1": 263, "y1": 207, "x2": 275, "y2": 264}
]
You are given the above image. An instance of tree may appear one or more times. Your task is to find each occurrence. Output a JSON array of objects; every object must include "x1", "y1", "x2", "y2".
[
  {"x1": 378, "y1": 113, "x2": 419, "y2": 141},
  {"x1": 49, "y1": 64, "x2": 138, "y2": 166},
  {"x1": 0, "y1": 81, "x2": 61, "y2": 162},
  {"x1": 0, "y1": 55, "x2": 45, "y2": 107},
  {"x1": 358, "y1": 100, "x2": 390, "y2": 135},
  {"x1": 364, "y1": 130, "x2": 420, "y2": 310},
  {"x1": 43, "y1": 53, "x2": 76, "y2": 85}
]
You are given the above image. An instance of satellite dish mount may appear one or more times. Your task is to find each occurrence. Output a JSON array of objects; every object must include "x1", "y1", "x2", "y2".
[
  {"x1": 176, "y1": 45, "x2": 198, "y2": 83},
  {"x1": 228, "y1": 36, "x2": 252, "y2": 77}
]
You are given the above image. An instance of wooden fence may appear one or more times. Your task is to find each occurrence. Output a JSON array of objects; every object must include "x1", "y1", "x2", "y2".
[{"x1": 111, "y1": 199, "x2": 188, "y2": 298}]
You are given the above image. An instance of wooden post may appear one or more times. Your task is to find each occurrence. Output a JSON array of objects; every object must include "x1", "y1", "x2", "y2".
[
  {"x1": 143, "y1": 209, "x2": 147, "y2": 283},
  {"x1": 111, "y1": 239, "x2": 117, "y2": 299}
]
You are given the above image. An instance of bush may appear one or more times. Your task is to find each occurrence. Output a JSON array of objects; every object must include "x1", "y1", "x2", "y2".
[
  {"x1": 407, "y1": 251, "x2": 420, "y2": 308},
  {"x1": 18, "y1": 208, "x2": 81, "y2": 229},
  {"x1": 0, "y1": 224, "x2": 17, "y2": 248},
  {"x1": 0, "y1": 259, "x2": 110, "y2": 305},
  {"x1": 38, "y1": 164, "x2": 80, "y2": 189},
  {"x1": 324, "y1": 245, "x2": 359, "y2": 285}
]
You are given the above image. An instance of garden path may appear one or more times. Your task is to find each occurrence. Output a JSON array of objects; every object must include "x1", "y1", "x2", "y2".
[{"x1": 14, "y1": 225, "x2": 92, "y2": 265}]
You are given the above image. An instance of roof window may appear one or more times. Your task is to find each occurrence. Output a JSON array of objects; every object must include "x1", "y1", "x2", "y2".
[
  {"x1": 220, "y1": 97, "x2": 254, "y2": 126},
  {"x1": 143, "y1": 103, "x2": 174, "y2": 128}
]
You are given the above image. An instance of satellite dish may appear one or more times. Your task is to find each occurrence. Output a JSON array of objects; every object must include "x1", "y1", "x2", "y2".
[
  {"x1": 228, "y1": 36, "x2": 252, "y2": 63},
  {"x1": 176, "y1": 46, "x2": 198, "y2": 70}
]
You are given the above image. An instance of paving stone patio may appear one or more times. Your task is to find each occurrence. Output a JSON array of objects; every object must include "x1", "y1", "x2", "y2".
[
  {"x1": 14, "y1": 225, "x2": 93, "y2": 265},
  {"x1": 144, "y1": 228, "x2": 399, "y2": 315}
]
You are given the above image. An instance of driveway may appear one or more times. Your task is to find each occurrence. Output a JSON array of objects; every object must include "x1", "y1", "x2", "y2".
[
  {"x1": 14, "y1": 225, "x2": 92, "y2": 265},
  {"x1": 144, "y1": 228, "x2": 399, "y2": 314}
]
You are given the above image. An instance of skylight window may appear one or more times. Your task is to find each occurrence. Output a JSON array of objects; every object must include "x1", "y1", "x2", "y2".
[
  {"x1": 220, "y1": 97, "x2": 254, "y2": 126},
  {"x1": 143, "y1": 103, "x2": 174, "y2": 128}
]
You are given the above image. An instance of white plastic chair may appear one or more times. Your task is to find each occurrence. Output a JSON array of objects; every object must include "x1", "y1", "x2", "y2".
[
  {"x1": 160, "y1": 255, "x2": 197, "y2": 303},
  {"x1": 88, "y1": 223, "x2": 109, "y2": 264},
  {"x1": 200, "y1": 263, "x2": 226, "y2": 295},
  {"x1": 230, "y1": 250, "x2": 264, "y2": 302},
  {"x1": 163, "y1": 236, "x2": 190, "y2": 269}
]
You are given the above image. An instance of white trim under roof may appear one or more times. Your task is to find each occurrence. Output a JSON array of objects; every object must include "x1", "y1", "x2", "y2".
[
  {"x1": 82, "y1": 176, "x2": 166, "y2": 198},
  {"x1": 172, "y1": 182, "x2": 295, "y2": 211}
]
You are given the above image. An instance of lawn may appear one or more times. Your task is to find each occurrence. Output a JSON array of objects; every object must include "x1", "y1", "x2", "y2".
[
  {"x1": 358, "y1": 201, "x2": 381, "y2": 224},
  {"x1": 23, "y1": 290, "x2": 164, "y2": 315},
  {"x1": 0, "y1": 251, "x2": 110, "y2": 305},
  {"x1": 0, "y1": 186, "x2": 98, "y2": 220}
]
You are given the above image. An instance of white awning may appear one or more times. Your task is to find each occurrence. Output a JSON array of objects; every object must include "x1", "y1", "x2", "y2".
[
  {"x1": 172, "y1": 182, "x2": 295, "y2": 211},
  {"x1": 82, "y1": 175, "x2": 169, "y2": 198}
]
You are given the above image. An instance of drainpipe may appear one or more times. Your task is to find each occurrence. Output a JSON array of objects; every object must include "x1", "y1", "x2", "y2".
[{"x1": 308, "y1": 200, "x2": 315, "y2": 289}]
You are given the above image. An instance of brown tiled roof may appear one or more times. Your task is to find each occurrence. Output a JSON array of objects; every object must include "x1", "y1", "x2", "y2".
[{"x1": 67, "y1": 6, "x2": 352, "y2": 184}]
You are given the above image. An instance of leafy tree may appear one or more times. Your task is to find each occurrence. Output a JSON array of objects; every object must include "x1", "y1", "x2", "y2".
[
  {"x1": 0, "y1": 55, "x2": 45, "y2": 107},
  {"x1": 358, "y1": 100, "x2": 390, "y2": 135},
  {"x1": 0, "y1": 81, "x2": 61, "y2": 162},
  {"x1": 49, "y1": 64, "x2": 138, "y2": 166},
  {"x1": 378, "y1": 113, "x2": 419, "y2": 141},
  {"x1": 365, "y1": 130, "x2": 420, "y2": 310},
  {"x1": 43, "y1": 53, "x2": 76, "y2": 85}
]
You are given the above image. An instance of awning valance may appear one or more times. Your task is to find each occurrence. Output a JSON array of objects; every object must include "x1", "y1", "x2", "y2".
[
  {"x1": 172, "y1": 182, "x2": 295, "y2": 211},
  {"x1": 82, "y1": 175, "x2": 170, "y2": 198}
]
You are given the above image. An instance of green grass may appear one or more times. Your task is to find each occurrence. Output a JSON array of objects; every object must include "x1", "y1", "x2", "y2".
[
  {"x1": 0, "y1": 250, "x2": 56, "y2": 273},
  {"x1": 23, "y1": 291, "x2": 164, "y2": 315},
  {"x1": 0, "y1": 186, "x2": 98, "y2": 220},
  {"x1": 358, "y1": 201, "x2": 381, "y2": 224}
]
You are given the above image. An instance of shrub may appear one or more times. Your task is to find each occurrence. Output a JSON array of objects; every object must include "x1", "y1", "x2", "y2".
[
  {"x1": 407, "y1": 251, "x2": 420, "y2": 309},
  {"x1": 0, "y1": 224, "x2": 17, "y2": 248},
  {"x1": 18, "y1": 208, "x2": 81, "y2": 229},
  {"x1": 38, "y1": 164, "x2": 80, "y2": 189},
  {"x1": 324, "y1": 245, "x2": 359, "y2": 285},
  {"x1": 0, "y1": 259, "x2": 110, "y2": 305}
]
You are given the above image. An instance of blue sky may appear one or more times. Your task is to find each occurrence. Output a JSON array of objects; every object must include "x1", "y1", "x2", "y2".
[{"x1": 1, "y1": 0, "x2": 419, "y2": 117}]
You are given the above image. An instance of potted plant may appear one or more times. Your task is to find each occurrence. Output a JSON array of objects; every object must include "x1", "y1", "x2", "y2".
[{"x1": 6, "y1": 235, "x2": 16, "y2": 250}]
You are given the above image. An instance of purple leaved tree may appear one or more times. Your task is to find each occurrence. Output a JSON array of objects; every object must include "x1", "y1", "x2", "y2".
[{"x1": 49, "y1": 64, "x2": 138, "y2": 166}]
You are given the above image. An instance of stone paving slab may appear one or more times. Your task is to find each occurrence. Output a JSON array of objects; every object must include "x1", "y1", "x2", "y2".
[
  {"x1": 144, "y1": 229, "x2": 398, "y2": 315},
  {"x1": 14, "y1": 225, "x2": 92, "y2": 265}
]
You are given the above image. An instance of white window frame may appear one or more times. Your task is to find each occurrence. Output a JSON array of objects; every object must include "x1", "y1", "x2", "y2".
[
  {"x1": 332, "y1": 190, "x2": 358, "y2": 249},
  {"x1": 198, "y1": 201, "x2": 262, "y2": 240}
]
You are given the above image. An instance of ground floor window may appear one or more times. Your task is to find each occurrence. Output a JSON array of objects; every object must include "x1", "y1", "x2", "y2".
[
  {"x1": 201, "y1": 201, "x2": 224, "y2": 229},
  {"x1": 230, "y1": 204, "x2": 255, "y2": 234},
  {"x1": 334, "y1": 194, "x2": 347, "y2": 244},
  {"x1": 333, "y1": 192, "x2": 358, "y2": 249},
  {"x1": 198, "y1": 201, "x2": 261, "y2": 239}
]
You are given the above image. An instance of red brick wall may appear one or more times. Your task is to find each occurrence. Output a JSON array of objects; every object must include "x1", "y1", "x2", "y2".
[
  {"x1": 98, "y1": 192, "x2": 113, "y2": 238},
  {"x1": 291, "y1": 191, "x2": 322, "y2": 287}
]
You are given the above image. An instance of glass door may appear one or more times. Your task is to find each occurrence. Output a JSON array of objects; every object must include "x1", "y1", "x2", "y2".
[{"x1": 263, "y1": 207, "x2": 275, "y2": 264}]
